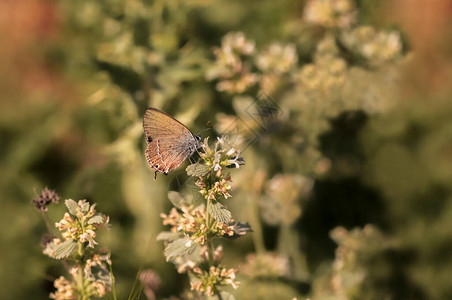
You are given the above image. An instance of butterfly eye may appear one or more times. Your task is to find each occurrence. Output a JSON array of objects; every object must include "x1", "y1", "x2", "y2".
[{"x1": 195, "y1": 135, "x2": 201, "y2": 141}]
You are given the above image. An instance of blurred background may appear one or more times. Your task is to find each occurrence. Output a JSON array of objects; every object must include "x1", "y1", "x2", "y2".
[{"x1": 1, "y1": 0, "x2": 452, "y2": 299}]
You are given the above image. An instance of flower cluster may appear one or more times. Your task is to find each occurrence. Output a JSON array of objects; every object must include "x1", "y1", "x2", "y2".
[
  {"x1": 54, "y1": 199, "x2": 109, "y2": 248},
  {"x1": 191, "y1": 265, "x2": 239, "y2": 296},
  {"x1": 194, "y1": 136, "x2": 244, "y2": 202},
  {"x1": 260, "y1": 174, "x2": 313, "y2": 226},
  {"x1": 256, "y1": 42, "x2": 298, "y2": 94},
  {"x1": 207, "y1": 32, "x2": 258, "y2": 94},
  {"x1": 158, "y1": 136, "x2": 247, "y2": 298},
  {"x1": 303, "y1": 0, "x2": 357, "y2": 29},
  {"x1": 31, "y1": 187, "x2": 60, "y2": 212},
  {"x1": 49, "y1": 276, "x2": 76, "y2": 300},
  {"x1": 36, "y1": 196, "x2": 113, "y2": 299},
  {"x1": 160, "y1": 206, "x2": 234, "y2": 245},
  {"x1": 299, "y1": 35, "x2": 348, "y2": 92},
  {"x1": 341, "y1": 26, "x2": 403, "y2": 67},
  {"x1": 256, "y1": 43, "x2": 298, "y2": 75},
  {"x1": 179, "y1": 246, "x2": 239, "y2": 296},
  {"x1": 48, "y1": 263, "x2": 111, "y2": 300},
  {"x1": 310, "y1": 225, "x2": 386, "y2": 299},
  {"x1": 240, "y1": 252, "x2": 290, "y2": 279}
]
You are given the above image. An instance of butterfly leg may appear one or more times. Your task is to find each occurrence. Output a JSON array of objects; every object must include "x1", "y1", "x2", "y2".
[{"x1": 154, "y1": 171, "x2": 158, "y2": 181}]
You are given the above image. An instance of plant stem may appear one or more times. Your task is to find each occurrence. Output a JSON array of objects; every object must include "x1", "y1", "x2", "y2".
[
  {"x1": 41, "y1": 211, "x2": 55, "y2": 235},
  {"x1": 206, "y1": 197, "x2": 215, "y2": 265},
  {"x1": 76, "y1": 260, "x2": 86, "y2": 300},
  {"x1": 208, "y1": 238, "x2": 215, "y2": 266},
  {"x1": 206, "y1": 198, "x2": 211, "y2": 227},
  {"x1": 42, "y1": 211, "x2": 73, "y2": 273},
  {"x1": 248, "y1": 195, "x2": 265, "y2": 254}
]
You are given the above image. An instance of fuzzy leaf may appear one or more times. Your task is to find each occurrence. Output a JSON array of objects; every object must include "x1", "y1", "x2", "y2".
[
  {"x1": 54, "y1": 240, "x2": 77, "y2": 259},
  {"x1": 65, "y1": 199, "x2": 79, "y2": 216},
  {"x1": 81, "y1": 201, "x2": 90, "y2": 212},
  {"x1": 164, "y1": 237, "x2": 197, "y2": 260},
  {"x1": 156, "y1": 231, "x2": 183, "y2": 242},
  {"x1": 209, "y1": 201, "x2": 232, "y2": 224},
  {"x1": 88, "y1": 214, "x2": 104, "y2": 225},
  {"x1": 186, "y1": 163, "x2": 210, "y2": 177}
]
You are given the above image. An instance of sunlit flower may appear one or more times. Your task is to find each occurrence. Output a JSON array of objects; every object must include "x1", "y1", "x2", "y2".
[
  {"x1": 161, "y1": 206, "x2": 235, "y2": 246},
  {"x1": 177, "y1": 259, "x2": 197, "y2": 273},
  {"x1": 207, "y1": 32, "x2": 259, "y2": 94},
  {"x1": 303, "y1": 0, "x2": 357, "y2": 29},
  {"x1": 341, "y1": 26, "x2": 403, "y2": 67},
  {"x1": 49, "y1": 276, "x2": 77, "y2": 300},
  {"x1": 79, "y1": 230, "x2": 98, "y2": 248},
  {"x1": 256, "y1": 43, "x2": 298, "y2": 74},
  {"x1": 190, "y1": 266, "x2": 239, "y2": 296},
  {"x1": 240, "y1": 252, "x2": 291, "y2": 279},
  {"x1": 299, "y1": 36, "x2": 348, "y2": 92},
  {"x1": 55, "y1": 199, "x2": 109, "y2": 248}
]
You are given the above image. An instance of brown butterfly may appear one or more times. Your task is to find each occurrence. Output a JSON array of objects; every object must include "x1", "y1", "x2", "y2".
[{"x1": 143, "y1": 108, "x2": 201, "y2": 180}]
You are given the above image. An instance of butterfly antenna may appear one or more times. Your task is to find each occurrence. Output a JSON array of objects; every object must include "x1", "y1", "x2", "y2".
[{"x1": 196, "y1": 121, "x2": 214, "y2": 136}]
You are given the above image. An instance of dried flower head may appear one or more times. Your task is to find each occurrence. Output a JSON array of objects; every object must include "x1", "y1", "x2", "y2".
[{"x1": 31, "y1": 187, "x2": 60, "y2": 212}]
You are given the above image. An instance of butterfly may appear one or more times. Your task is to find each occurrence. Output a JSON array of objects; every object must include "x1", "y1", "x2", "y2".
[{"x1": 143, "y1": 108, "x2": 201, "y2": 180}]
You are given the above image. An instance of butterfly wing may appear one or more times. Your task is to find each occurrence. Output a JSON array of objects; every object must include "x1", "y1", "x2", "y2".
[{"x1": 143, "y1": 108, "x2": 197, "y2": 175}]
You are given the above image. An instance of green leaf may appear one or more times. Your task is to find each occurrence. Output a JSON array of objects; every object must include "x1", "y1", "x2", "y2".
[
  {"x1": 88, "y1": 214, "x2": 104, "y2": 224},
  {"x1": 156, "y1": 231, "x2": 183, "y2": 242},
  {"x1": 65, "y1": 199, "x2": 79, "y2": 216},
  {"x1": 54, "y1": 240, "x2": 77, "y2": 259},
  {"x1": 164, "y1": 237, "x2": 197, "y2": 260},
  {"x1": 186, "y1": 163, "x2": 210, "y2": 177},
  {"x1": 209, "y1": 201, "x2": 232, "y2": 224}
]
